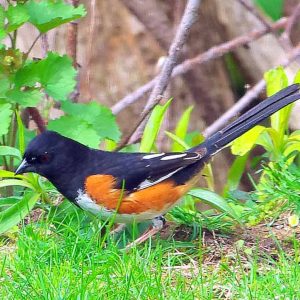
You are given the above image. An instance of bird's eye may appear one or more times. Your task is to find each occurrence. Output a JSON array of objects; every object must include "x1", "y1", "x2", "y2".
[{"x1": 37, "y1": 153, "x2": 50, "y2": 164}]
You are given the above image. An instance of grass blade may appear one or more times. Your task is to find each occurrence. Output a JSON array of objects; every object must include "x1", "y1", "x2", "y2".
[{"x1": 0, "y1": 192, "x2": 40, "y2": 234}]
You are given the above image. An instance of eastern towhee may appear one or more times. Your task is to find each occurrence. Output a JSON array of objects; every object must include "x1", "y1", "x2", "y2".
[{"x1": 15, "y1": 84, "x2": 300, "y2": 247}]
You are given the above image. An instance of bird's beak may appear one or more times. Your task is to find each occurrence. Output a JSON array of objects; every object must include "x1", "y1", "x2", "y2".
[{"x1": 15, "y1": 158, "x2": 30, "y2": 175}]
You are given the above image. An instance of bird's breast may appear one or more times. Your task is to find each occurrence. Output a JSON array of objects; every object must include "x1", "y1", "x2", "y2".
[{"x1": 74, "y1": 174, "x2": 195, "y2": 222}]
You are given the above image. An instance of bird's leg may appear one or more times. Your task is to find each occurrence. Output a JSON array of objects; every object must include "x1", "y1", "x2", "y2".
[
  {"x1": 110, "y1": 223, "x2": 126, "y2": 235},
  {"x1": 124, "y1": 216, "x2": 166, "y2": 251}
]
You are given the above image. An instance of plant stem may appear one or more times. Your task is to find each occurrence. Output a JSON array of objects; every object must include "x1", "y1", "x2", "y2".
[
  {"x1": 24, "y1": 33, "x2": 43, "y2": 61},
  {"x1": 8, "y1": 109, "x2": 17, "y2": 172},
  {"x1": 11, "y1": 30, "x2": 17, "y2": 49}
]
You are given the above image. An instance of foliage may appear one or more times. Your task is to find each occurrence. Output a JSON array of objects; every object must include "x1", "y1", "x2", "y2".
[
  {"x1": 257, "y1": 160, "x2": 300, "y2": 217},
  {"x1": 0, "y1": 1, "x2": 121, "y2": 234},
  {"x1": 140, "y1": 99, "x2": 172, "y2": 152},
  {"x1": 1, "y1": 214, "x2": 300, "y2": 299},
  {"x1": 0, "y1": 0, "x2": 299, "y2": 242},
  {"x1": 48, "y1": 101, "x2": 120, "y2": 148},
  {"x1": 227, "y1": 68, "x2": 300, "y2": 196}
]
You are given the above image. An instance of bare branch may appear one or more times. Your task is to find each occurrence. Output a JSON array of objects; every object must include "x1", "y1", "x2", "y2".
[
  {"x1": 285, "y1": 3, "x2": 300, "y2": 38},
  {"x1": 66, "y1": 0, "x2": 80, "y2": 102},
  {"x1": 237, "y1": 0, "x2": 272, "y2": 30},
  {"x1": 27, "y1": 108, "x2": 46, "y2": 133},
  {"x1": 116, "y1": 0, "x2": 202, "y2": 150},
  {"x1": 237, "y1": 0, "x2": 295, "y2": 52},
  {"x1": 112, "y1": 17, "x2": 287, "y2": 115},
  {"x1": 24, "y1": 33, "x2": 42, "y2": 59},
  {"x1": 280, "y1": 3, "x2": 300, "y2": 49},
  {"x1": 203, "y1": 43, "x2": 300, "y2": 137},
  {"x1": 83, "y1": 0, "x2": 97, "y2": 102}
]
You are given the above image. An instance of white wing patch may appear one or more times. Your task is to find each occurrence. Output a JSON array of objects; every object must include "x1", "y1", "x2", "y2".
[
  {"x1": 161, "y1": 154, "x2": 187, "y2": 160},
  {"x1": 137, "y1": 167, "x2": 184, "y2": 190},
  {"x1": 143, "y1": 153, "x2": 165, "y2": 159},
  {"x1": 143, "y1": 152, "x2": 202, "y2": 161}
]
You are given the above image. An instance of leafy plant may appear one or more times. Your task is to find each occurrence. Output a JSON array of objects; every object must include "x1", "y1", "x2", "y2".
[
  {"x1": 0, "y1": 1, "x2": 122, "y2": 234},
  {"x1": 226, "y1": 67, "x2": 300, "y2": 195}
]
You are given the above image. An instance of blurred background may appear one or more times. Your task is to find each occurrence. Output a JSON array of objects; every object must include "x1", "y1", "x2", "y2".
[{"x1": 10, "y1": 0, "x2": 300, "y2": 190}]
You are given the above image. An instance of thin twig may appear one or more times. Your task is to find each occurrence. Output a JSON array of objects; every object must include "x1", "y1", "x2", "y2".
[
  {"x1": 203, "y1": 43, "x2": 300, "y2": 137},
  {"x1": 237, "y1": 0, "x2": 272, "y2": 30},
  {"x1": 203, "y1": 80, "x2": 265, "y2": 137},
  {"x1": 280, "y1": 3, "x2": 300, "y2": 50},
  {"x1": 24, "y1": 33, "x2": 42, "y2": 59},
  {"x1": 285, "y1": 3, "x2": 300, "y2": 38},
  {"x1": 27, "y1": 108, "x2": 46, "y2": 133},
  {"x1": 116, "y1": 0, "x2": 201, "y2": 149},
  {"x1": 66, "y1": 0, "x2": 80, "y2": 64},
  {"x1": 112, "y1": 17, "x2": 287, "y2": 115},
  {"x1": 237, "y1": 0, "x2": 294, "y2": 52},
  {"x1": 84, "y1": 0, "x2": 97, "y2": 101},
  {"x1": 66, "y1": 0, "x2": 80, "y2": 102},
  {"x1": 23, "y1": 34, "x2": 48, "y2": 133},
  {"x1": 66, "y1": 20, "x2": 79, "y2": 65}
]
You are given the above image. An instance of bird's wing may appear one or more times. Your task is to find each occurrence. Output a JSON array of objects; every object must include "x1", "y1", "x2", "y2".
[{"x1": 106, "y1": 150, "x2": 207, "y2": 191}]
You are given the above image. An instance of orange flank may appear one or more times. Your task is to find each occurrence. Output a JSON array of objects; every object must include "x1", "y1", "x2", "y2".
[{"x1": 85, "y1": 174, "x2": 193, "y2": 214}]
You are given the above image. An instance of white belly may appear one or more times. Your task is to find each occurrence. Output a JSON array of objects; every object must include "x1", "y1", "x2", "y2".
[{"x1": 75, "y1": 190, "x2": 160, "y2": 223}]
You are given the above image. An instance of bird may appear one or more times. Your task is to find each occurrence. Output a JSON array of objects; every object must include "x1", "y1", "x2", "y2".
[{"x1": 15, "y1": 84, "x2": 300, "y2": 248}]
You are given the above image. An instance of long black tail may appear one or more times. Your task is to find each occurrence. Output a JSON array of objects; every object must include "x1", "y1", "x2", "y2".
[{"x1": 194, "y1": 84, "x2": 300, "y2": 155}]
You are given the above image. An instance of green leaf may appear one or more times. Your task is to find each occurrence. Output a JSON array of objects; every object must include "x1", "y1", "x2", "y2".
[
  {"x1": 38, "y1": 52, "x2": 77, "y2": 100},
  {"x1": 0, "y1": 6, "x2": 5, "y2": 41},
  {"x1": 172, "y1": 106, "x2": 193, "y2": 151},
  {"x1": 0, "y1": 103, "x2": 13, "y2": 136},
  {"x1": 0, "y1": 179, "x2": 34, "y2": 190},
  {"x1": 264, "y1": 67, "x2": 290, "y2": 136},
  {"x1": 185, "y1": 131, "x2": 205, "y2": 147},
  {"x1": 0, "y1": 197, "x2": 21, "y2": 207},
  {"x1": 165, "y1": 131, "x2": 190, "y2": 150},
  {"x1": 6, "y1": 88, "x2": 42, "y2": 106},
  {"x1": 294, "y1": 70, "x2": 300, "y2": 84},
  {"x1": 0, "y1": 170, "x2": 25, "y2": 180},
  {"x1": 48, "y1": 115, "x2": 100, "y2": 148},
  {"x1": 224, "y1": 153, "x2": 249, "y2": 194},
  {"x1": 231, "y1": 125, "x2": 265, "y2": 156},
  {"x1": 0, "y1": 78, "x2": 10, "y2": 97},
  {"x1": 188, "y1": 188, "x2": 240, "y2": 222},
  {"x1": 140, "y1": 99, "x2": 172, "y2": 152},
  {"x1": 0, "y1": 192, "x2": 40, "y2": 235},
  {"x1": 26, "y1": 0, "x2": 86, "y2": 33},
  {"x1": 0, "y1": 170, "x2": 15, "y2": 178},
  {"x1": 15, "y1": 54, "x2": 77, "y2": 102},
  {"x1": 0, "y1": 146, "x2": 21, "y2": 159},
  {"x1": 14, "y1": 60, "x2": 40, "y2": 88},
  {"x1": 16, "y1": 110, "x2": 25, "y2": 155},
  {"x1": 283, "y1": 143, "x2": 300, "y2": 163},
  {"x1": 6, "y1": 4, "x2": 29, "y2": 32},
  {"x1": 61, "y1": 101, "x2": 121, "y2": 142},
  {"x1": 265, "y1": 66, "x2": 288, "y2": 97}
]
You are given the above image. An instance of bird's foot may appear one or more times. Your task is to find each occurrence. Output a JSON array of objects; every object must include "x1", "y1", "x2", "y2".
[
  {"x1": 124, "y1": 216, "x2": 166, "y2": 251},
  {"x1": 110, "y1": 223, "x2": 126, "y2": 235}
]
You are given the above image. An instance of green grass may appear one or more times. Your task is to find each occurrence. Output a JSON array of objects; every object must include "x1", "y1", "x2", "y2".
[{"x1": 0, "y1": 215, "x2": 300, "y2": 299}]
